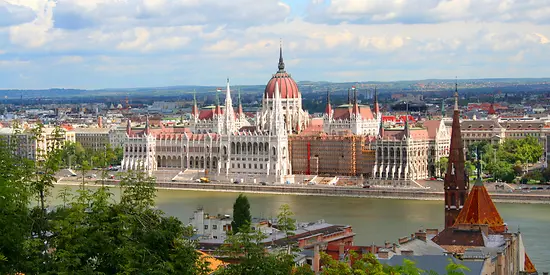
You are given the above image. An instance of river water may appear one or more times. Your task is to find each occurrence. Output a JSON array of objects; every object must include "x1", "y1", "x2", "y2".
[{"x1": 50, "y1": 186, "x2": 550, "y2": 272}]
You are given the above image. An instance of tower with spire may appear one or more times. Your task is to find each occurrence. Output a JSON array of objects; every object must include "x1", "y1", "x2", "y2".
[
  {"x1": 324, "y1": 88, "x2": 333, "y2": 119},
  {"x1": 257, "y1": 41, "x2": 309, "y2": 134},
  {"x1": 191, "y1": 90, "x2": 199, "y2": 123},
  {"x1": 443, "y1": 82, "x2": 469, "y2": 229},
  {"x1": 223, "y1": 78, "x2": 236, "y2": 135}
]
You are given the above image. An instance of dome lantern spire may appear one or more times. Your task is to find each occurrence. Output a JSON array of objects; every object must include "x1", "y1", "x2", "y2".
[{"x1": 278, "y1": 39, "x2": 285, "y2": 72}]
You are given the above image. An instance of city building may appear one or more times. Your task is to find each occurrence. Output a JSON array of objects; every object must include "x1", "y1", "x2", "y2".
[
  {"x1": 322, "y1": 88, "x2": 380, "y2": 136},
  {"x1": 121, "y1": 78, "x2": 292, "y2": 183},
  {"x1": 74, "y1": 127, "x2": 110, "y2": 151},
  {"x1": 0, "y1": 125, "x2": 75, "y2": 160},
  {"x1": 256, "y1": 46, "x2": 309, "y2": 134}
]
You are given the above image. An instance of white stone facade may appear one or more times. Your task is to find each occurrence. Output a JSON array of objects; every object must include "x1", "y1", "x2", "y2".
[{"x1": 121, "y1": 80, "x2": 292, "y2": 183}]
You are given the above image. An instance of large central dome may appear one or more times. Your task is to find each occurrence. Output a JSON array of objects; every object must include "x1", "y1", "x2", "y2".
[{"x1": 264, "y1": 46, "x2": 300, "y2": 99}]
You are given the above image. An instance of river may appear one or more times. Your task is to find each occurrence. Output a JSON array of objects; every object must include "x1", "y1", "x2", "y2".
[{"x1": 50, "y1": 186, "x2": 550, "y2": 272}]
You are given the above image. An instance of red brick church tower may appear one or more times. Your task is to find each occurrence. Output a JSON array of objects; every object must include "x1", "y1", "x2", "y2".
[{"x1": 444, "y1": 83, "x2": 469, "y2": 229}]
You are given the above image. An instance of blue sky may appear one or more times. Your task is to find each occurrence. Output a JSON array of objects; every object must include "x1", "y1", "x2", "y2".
[{"x1": 0, "y1": 0, "x2": 549, "y2": 90}]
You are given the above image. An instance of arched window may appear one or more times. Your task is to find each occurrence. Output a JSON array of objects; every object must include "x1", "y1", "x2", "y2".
[{"x1": 272, "y1": 147, "x2": 276, "y2": 156}]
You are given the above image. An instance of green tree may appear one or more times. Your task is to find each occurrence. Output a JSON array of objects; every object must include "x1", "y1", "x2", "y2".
[
  {"x1": 437, "y1": 157, "x2": 448, "y2": 178},
  {"x1": 492, "y1": 161, "x2": 516, "y2": 183},
  {"x1": 0, "y1": 138, "x2": 34, "y2": 274},
  {"x1": 45, "y1": 172, "x2": 203, "y2": 274},
  {"x1": 231, "y1": 194, "x2": 251, "y2": 233},
  {"x1": 465, "y1": 161, "x2": 476, "y2": 177},
  {"x1": 277, "y1": 204, "x2": 297, "y2": 254},
  {"x1": 216, "y1": 225, "x2": 295, "y2": 275}
]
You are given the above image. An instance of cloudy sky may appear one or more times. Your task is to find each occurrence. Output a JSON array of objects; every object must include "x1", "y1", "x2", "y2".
[{"x1": 0, "y1": 0, "x2": 549, "y2": 89}]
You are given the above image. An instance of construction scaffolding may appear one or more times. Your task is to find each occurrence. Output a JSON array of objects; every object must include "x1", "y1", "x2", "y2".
[{"x1": 289, "y1": 133, "x2": 375, "y2": 177}]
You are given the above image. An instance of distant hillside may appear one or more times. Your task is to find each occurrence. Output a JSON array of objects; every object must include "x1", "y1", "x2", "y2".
[{"x1": 1, "y1": 78, "x2": 549, "y2": 100}]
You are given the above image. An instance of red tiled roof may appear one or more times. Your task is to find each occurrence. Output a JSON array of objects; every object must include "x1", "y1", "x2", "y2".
[
  {"x1": 525, "y1": 253, "x2": 537, "y2": 273},
  {"x1": 453, "y1": 181, "x2": 505, "y2": 233},
  {"x1": 423, "y1": 120, "x2": 443, "y2": 140},
  {"x1": 264, "y1": 72, "x2": 300, "y2": 99},
  {"x1": 333, "y1": 105, "x2": 374, "y2": 120}
]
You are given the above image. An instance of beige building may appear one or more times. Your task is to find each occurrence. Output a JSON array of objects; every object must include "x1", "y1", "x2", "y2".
[
  {"x1": 0, "y1": 126, "x2": 75, "y2": 160},
  {"x1": 74, "y1": 128, "x2": 110, "y2": 151}
]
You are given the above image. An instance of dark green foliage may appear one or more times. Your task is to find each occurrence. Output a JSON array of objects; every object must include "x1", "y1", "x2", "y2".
[
  {"x1": 0, "y1": 139, "x2": 34, "y2": 274},
  {"x1": 0, "y1": 139, "x2": 207, "y2": 274},
  {"x1": 216, "y1": 225, "x2": 295, "y2": 275},
  {"x1": 231, "y1": 194, "x2": 251, "y2": 233}
]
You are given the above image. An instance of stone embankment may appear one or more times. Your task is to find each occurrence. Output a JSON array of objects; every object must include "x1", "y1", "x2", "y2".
[{"x1": 56, "y1": 180, "x2": 550, "y2": 204}]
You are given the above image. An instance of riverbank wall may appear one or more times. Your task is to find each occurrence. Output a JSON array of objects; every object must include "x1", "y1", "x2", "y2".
[{"x1": 55, "y1": 180, "x2": 550, "y2": 204}]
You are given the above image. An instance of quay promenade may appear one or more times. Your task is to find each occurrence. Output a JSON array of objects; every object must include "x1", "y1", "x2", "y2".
[{"x1": 56, "y1": 178, "x2": 550, "y2": 204}]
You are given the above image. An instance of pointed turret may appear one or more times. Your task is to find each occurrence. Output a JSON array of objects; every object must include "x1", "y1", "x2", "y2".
[
  {"x1": 224, "y1": 78, "x2": 235, "y2": 134},
  {"x1": 278, "y1": 41, "x2": 285, "y2": 72},
  {"x1": 126, "y1": 119, "x2": 132, "y2": 136},
  {"x1": 237, "y1": 88, "x2": 244, "y2": 116},
  {"x1": 373, "y1": 87, "x2": 380, "y2": 117},
  {"x1": 444, "y1": 82, "x2": 469, "y2": 229},
  {"x1": 145, "y1": 116, "x2": 150, "y2": 135},
  {"x1": 325, "y1": 88, "x2": 332, "y2": 116},
  {"x1": 352, "y1": 87, "x2": 360, "y2": 115},
  {"x1": 378, "y1": 119, "x2": 385, "y2": 138},
  {"x1": 453, "y1": 149, "x2": 505, "y2": 232}
]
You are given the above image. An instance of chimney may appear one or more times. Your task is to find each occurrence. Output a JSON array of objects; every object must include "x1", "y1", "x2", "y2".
[
  {"x1": 542, "y1": 272, "x2": 548, "y2": 275},
  {"x1": 378, "y1": 250, "x2": 389, "y2": 259},
  {"x1": 401, "y1": 250, "x2": 414, "y2": 256},
  {"x1": 398, "y1": 237, "x2": 409, "y2": 244},
  {"x1": 426, "y1": 229, "x2": 439, "y2": 235},
  {"x1": 384, "y1": 241, "x2": 391, "y2": 249},
  {"x1": 313, "y1": 244, "x2": 320, "y2": 274},
  {"x1": 414, "y1": 230, "x2": 427, "y2": 242},
  {"x1": 392, "y1": 243, "x2": 397, "y2": 252},
  {"x1": 97, "y1": 116, "x2": 103, "y2": 128}
]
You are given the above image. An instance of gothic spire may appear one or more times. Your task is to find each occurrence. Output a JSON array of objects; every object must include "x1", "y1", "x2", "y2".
[
  {"x1": 353, "y1": 87, "x2": 360, "y2": 115},
  {"x1": 126, "y1": 119, "x2": 132, "y2": 135},
  {"x1": 373, "y1": 86, "x2": 380, "y2": 117},
  {"x1": 278, "y1": 40, "x2": 285, "y2": 72},
  {"x1": 444, "y1": 80, "x2": 469, "y2": 229},
  {"x1": 145, "y1": 115, "x2": 150, "y2": 135},
  {"x1": 378, "y1": 119, "x2": 385, "y2": 138},
  {"x1": 237, "y1": 87, "x2": 243, "y2": 115},
  {"x1": 325, "y1": 88, "x2": 332, "y2": 115}
]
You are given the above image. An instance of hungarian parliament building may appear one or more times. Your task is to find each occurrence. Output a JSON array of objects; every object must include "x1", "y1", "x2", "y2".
[{"x1": 120, "y1": 47, "x2": 452, "y2": 185}]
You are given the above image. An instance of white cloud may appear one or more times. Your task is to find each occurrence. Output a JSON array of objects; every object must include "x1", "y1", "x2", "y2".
[
  {"x1": 57, "y1": 56, "x2": 84, "y2": 64},
  {"x1": 7, "y1": 0, "x2": 56, "y2": 48},
  {"x1": 117, "y1": 27, "x2": 151, "y2": 50},
  {"x1": 533, "y1": 33, "x2": 550, "y2": 44},
  {"x1": 0, "y1": 0, "x2": 549, "y2": 89},
  {"x1": 204, "y1": 39, "x2": 239, "y2": 52}
]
